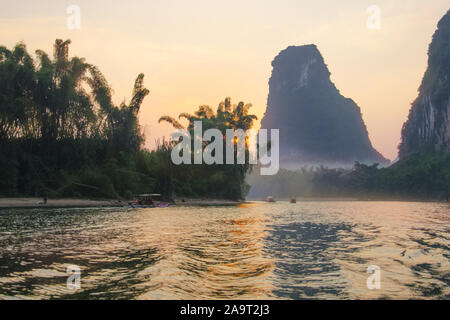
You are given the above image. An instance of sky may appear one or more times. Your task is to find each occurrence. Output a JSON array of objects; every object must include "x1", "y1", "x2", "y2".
[{"x1": 1, "y1": 0, "x2": 449, "y2": 160}]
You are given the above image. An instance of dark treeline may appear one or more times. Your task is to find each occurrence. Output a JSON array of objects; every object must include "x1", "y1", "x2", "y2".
[
  {"x1": 159, "y1": 97, "x2": 258, "y2": 200},
  {"x1": 0, "y1": 39, "x2": 256, "y2": 201},
  {"x1": 0, "y1": 39, "x2": 161, "y2": 199},
  {"x1": 2, "y1": 39, "x2": 448, "y2": 202},
  {"x1": 248, "y1": 151, "x2": 450, "y2": 201}
]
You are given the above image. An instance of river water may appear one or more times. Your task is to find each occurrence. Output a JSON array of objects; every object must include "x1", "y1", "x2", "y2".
[{"x1": 0, "y1": 201, "x2": 448, "y2": 300}]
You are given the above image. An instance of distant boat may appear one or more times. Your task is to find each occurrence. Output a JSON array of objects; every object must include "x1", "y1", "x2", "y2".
[{"x1": 130, "y1": 194, "x2": 170, "y2": 208}]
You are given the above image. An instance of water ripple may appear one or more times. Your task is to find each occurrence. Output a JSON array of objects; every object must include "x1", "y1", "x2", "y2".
[{"x1": 0, "y1": 202, "x2": 448, "y2": 299}]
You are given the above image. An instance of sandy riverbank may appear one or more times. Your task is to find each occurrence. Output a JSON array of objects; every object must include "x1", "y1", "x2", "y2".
[
  {"x1": 1, "y1": 197, "x2": 445, "y2": 209},
  {"x1": 0, "y1": 197, "x2": 243, "y2": 209},
  {"x1": 0, "y1": 198, "x2": 123, "y2": 209}
]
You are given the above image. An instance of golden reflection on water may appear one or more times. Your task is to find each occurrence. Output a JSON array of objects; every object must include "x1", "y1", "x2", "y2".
[{"x1": 0, "y1": 202, "x2": 448, "y2": 300}]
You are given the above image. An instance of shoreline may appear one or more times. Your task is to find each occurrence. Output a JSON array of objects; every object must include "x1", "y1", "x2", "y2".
[
  {"x1": 248, "y1": 197, "x2": 449, "y2": 203},
  {"x1": 0, "y1": 198, "x2": 124, "y2": 209},
  {"x1": 0, "y1": 197, "x2": 447, "y2": 209},
  {"x1": 0, "y1": 197, "x2": 244, "y2": 209}
]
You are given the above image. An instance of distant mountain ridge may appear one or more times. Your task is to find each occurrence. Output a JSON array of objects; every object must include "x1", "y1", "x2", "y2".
[
  {"x1": 399, "y1": 9, "x2": 450, "y2": 158},
  {"x1": 260, "y1": 45, "x2": 388, "y2": 167}
]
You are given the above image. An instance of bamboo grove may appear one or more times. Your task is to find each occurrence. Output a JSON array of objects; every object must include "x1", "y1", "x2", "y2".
[{"x1": 0, "y1": 39, "x2": 258, "y2": 200}]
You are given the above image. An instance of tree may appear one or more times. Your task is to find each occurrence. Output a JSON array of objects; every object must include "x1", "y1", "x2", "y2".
[
  {"x1": 0, "y1": 39, "x2": 151, "y2": 198},
  {"x1": 158, "y1": 98, "x2": 258, "y2": 200}
]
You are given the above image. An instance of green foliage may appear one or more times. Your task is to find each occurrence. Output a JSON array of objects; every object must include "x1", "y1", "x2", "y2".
[
  {"x1": 0, "y1": 40, "x2": 154, "y2": 199},
  {"x1": 377, "y1": 152, "x2": 450, "y2": 199},
  {"x1": 248, "y1": 152, "x2": 450, "y2": 201},
  {"x1": 159, "y1": 98, "x2": 258, "y2": 200},
  {"x1": 0, "y1": 39, "x2": 257, "y2": 201}
]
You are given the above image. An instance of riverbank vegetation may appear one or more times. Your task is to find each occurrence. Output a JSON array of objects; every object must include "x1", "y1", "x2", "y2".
[
  {"x1": 0, "y1": 39, "x2": 257, "y2": 201},
  {"x1": 248, "y1": 151, "x2": 450, "y2": 201},
  {"x1": 1, "y1": 39, "x2": 448, "y2": 202},
  {"x1": 0, "y1": 39, "x2": 159, "y2": 199},
  {"x1": 159, "y1": 98, "x2": 258, "y2": 200}
]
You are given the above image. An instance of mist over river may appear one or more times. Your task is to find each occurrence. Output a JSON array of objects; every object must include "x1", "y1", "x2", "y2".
[{"x1": 0, "y1": 202, "x2": 448, "y2": 300}]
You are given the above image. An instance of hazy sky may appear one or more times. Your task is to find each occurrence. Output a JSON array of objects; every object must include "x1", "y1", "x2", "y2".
[{"x1": 1, "y1": 0, "x2": 449, "y2": 159}]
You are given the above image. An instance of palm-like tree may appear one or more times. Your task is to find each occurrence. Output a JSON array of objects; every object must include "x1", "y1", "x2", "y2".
[
  {"x1": 1, "y1": 39, "x2": 150, "y2": 152},
  {"x1": 159, "y1": 97, "x2": 257, "y2": 133},
  {"x1": 0, "y1": 42, "x2": 35, "y2": 141},
  {"x1": 34, "y1": 39, "x2": 95, "y2": 141},
  {"x1": 158, "y1": 98, "x2": 258, "y2": 201}
]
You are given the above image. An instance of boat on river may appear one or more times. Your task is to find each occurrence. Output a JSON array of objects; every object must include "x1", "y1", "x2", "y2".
[{"x1": 129, "y1": 194, "x2": 170, "y2": 208}]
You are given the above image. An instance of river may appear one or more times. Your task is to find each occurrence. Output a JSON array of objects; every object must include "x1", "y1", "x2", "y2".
[{"x1": 0, "y1": 201, "x2": 448, "y2": 300}]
